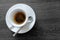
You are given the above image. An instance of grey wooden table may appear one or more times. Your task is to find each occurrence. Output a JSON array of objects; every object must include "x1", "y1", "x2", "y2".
[{"x1": 0, "y1": 0, "x2": 60, "y2": 40}]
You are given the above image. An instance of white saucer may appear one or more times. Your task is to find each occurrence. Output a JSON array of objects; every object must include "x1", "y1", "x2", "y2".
[{"x1": 5, "y1": 3, "x2": 36, "y2": 34}]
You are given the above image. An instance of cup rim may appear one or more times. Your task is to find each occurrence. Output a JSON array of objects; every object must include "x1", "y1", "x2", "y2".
[{"x1": 8, "y1": 9, "x2": 28, "y2": 27}]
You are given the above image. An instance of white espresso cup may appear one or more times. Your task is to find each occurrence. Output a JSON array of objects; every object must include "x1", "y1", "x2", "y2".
[{"x1": 8, "y1": 8, "x2": 33, "y2": 28}]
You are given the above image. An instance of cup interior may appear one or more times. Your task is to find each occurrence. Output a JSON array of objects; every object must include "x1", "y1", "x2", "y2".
[{"x1": 9, "y1": 9, "x2": 28, "y2": 27}]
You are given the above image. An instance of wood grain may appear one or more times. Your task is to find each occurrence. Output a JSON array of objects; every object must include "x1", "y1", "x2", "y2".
[{"x1": 0, "y1": 0, "x2": 60, "y2": 40}]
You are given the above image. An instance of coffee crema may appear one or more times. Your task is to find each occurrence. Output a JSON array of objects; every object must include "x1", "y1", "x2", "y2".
[{"x1": 14, "y1": 12, "x2": 26, "y2": 24}]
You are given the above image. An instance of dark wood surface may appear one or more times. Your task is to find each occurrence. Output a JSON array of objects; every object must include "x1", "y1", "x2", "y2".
[{"x1": 0, "y1": 0, "x2": 60, "y2": 40}]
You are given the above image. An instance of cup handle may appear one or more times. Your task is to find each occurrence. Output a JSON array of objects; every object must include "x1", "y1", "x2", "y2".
[{"x1": 27, "y1": 16, "x2": 33, "y2": 23}]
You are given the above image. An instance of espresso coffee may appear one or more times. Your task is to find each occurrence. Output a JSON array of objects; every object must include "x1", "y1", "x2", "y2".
[{"x1": 14, "y1": 12, "x2": 26, "y2": 24}]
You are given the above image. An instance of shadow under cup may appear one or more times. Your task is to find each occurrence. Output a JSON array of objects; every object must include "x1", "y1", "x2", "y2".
[{"x1": 9, "y1": 9, "x2": 28, "y2": 27}]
